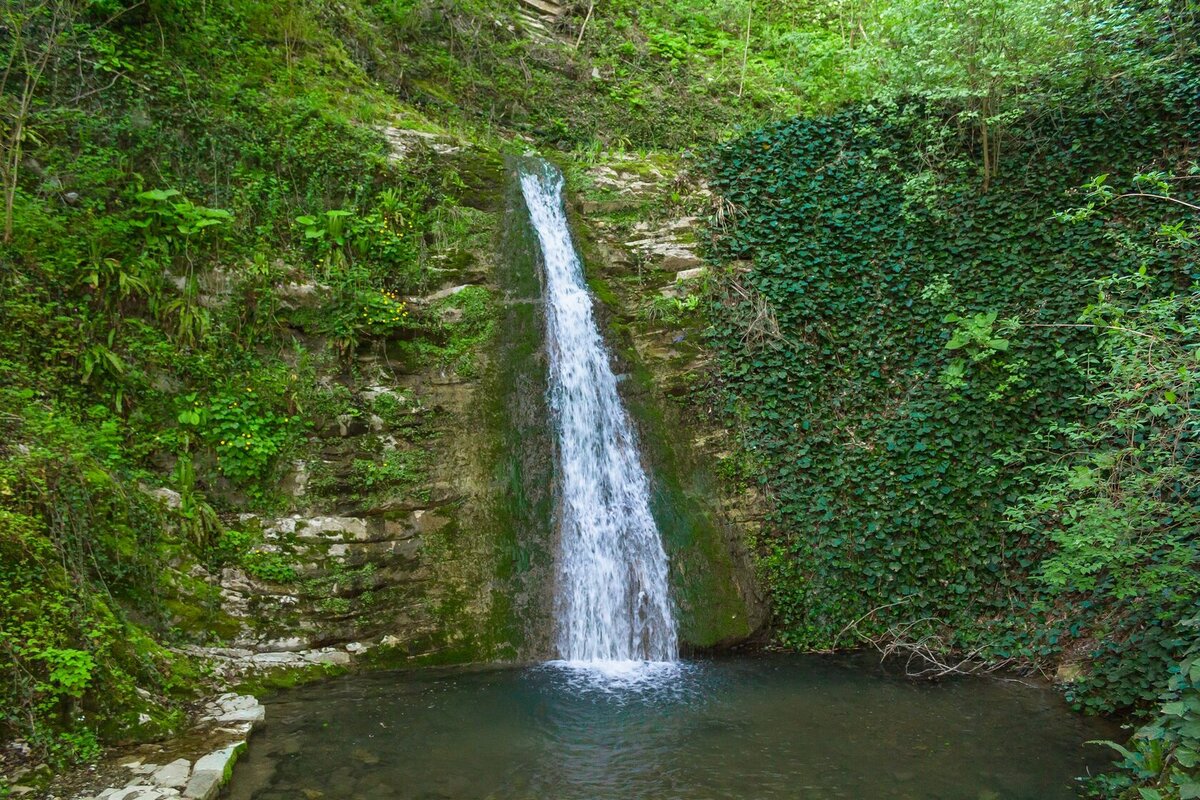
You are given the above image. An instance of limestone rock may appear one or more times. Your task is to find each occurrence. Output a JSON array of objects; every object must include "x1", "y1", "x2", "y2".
[
  {"x1": 193, "y1": 743, "x2": 243, "y2": 776},
  {"x1": 336, "y1": 414, "x2": 369, "y2": 437},
  {"x1": 150, "y1": 759, "x2": 191, "y2": 789},
  {"x1": 275, "y1": 282, "x2": 329, "y2": 310},
  {"x1": 267, "y1": 515, "x2": 368, "y2": 542},
  {"x1": 181, "y1": 771, "x2": 222, "y2": 800},
  {"x1": 379, "y1": 126, "x2": 463, "y2": 160},
  {"x1": 304, "y1": 649, "x2": 351, "y2": 666},
  {"x1": 99, "y1": 786, "x2": 180, "y2": 800},
  {"x1": 218, "y1": 705, "x2": 264, "y2": 724},
  {"x1": 421, "y1": 284, "x2": 471, "y2": 304},
  {"x1": 150, "y1": 488, "x2": 182, "y2": 510},
  {"x1": 282, "y1": 460, "x2": 309, "y2": 497},
  {"x1": 256, "y1": 636, "x2": 308, "y2": 652}
]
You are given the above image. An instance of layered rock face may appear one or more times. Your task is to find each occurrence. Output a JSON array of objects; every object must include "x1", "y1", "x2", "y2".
[
  {"x1": 178, "y1": 142, "x2": 765, "y2": 667},
  {"x1": 169, "y1": 133, "x2": 551, "y2": 666}
]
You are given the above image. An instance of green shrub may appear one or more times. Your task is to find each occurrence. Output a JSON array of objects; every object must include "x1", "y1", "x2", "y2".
[
  {"x1": 1089, "y1": 623, "x2": 1200, "y2": 798},
  {"x1": 204, "y1": 388, "x2": 301, "y2": 485},
  {"x1": 241, "y1": 551, "x2": 299, "y2": 584},
  {"x1": 209, "y1": 529, "x2": 297, "y2": 583}
]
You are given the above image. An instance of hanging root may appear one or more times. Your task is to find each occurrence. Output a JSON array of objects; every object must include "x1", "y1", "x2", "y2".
[
  {"x1": 710, "y1": 195, "x2": 743, "y2": 233},
  {"x1": 835, "y1": 601, "x2": 1023, "y2": 681},
  {"x1": 867, "y1": 618, "x2": 1020, "y2": 679},
  {"x1": 711, "y1": 266, "x2": 793, "y2": 351}
]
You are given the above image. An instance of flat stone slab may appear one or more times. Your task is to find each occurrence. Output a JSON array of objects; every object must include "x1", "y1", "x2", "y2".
[
  {"x1": 248, "y1": 651, "x2": 305, "y2": 666},
  {"x1": 303, "y1": 649, "x2": 351, "y2": 666},
  {"x1": 216, "y1": 705, "x2": 265, "y2": 724},
  {"x1": 179, "y1": 742, "x2": 246, "y2": 799},
  {"x1": 150, "y1": 759, "x2": 191, "y2": 788},
  {"x1": 98, "y1": 787, "x2": 181, "y2": 800},
  {"x1": 193, "y1": 744, "x2": 242, "y2": 775},
  {"x1": 182, "y1": 771, "x2": 222, "y2": 800}
]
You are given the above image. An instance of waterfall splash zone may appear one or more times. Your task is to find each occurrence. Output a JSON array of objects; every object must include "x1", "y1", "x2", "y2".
[{"x1": 519, "y1": 161, "x2": 678, "y2": 678}]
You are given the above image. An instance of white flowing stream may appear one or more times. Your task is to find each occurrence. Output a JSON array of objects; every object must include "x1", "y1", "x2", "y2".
[{"x1": 519, "y1": 161, "x2": 678, "y2": 671}]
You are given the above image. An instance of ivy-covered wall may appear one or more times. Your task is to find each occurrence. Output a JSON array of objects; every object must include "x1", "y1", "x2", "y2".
[{"x1": 706, "y1": 76, "x2": 1200, "y2": 714}]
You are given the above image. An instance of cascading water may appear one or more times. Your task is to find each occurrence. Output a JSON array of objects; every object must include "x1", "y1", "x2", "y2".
[{"x1": 519, "y1": 160, "x2": 678, "y2": 669}]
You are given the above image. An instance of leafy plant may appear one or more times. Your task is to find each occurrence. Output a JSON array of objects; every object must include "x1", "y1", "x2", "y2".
[
  {"x1": 296, "y1": 209, "x2": 353, "y2": 271},
  {"x1": 641, "y1": 293, "x2": 700, "y2": 325},
  {"x1": 1088, "y1": 622, "x2": 1200, "y2": 799},
  {"x1": 37, "y1": 647, "x2": 94, "y2": 699},
  {"x1": 132, "y1": 189, "x2": 232, "y2": 258},
  {"x1": 1004, "y1": 274, "x2": 1200, "y2": 607},
  {"x1": 207, "y1": 529, "x2": 296, "y2": 583},
  {"x1": 241, "y1": 551, "x2": 298, "y2": 584},
  {"x1": 324, "y1": 287, "x2": 411, "y2": 354},
  {"x1": 348, "y1": 450, "x2": 428, "y2": 498},
  {"x1": 203, "y1": 387, "x2": 300, "y2": 484}
]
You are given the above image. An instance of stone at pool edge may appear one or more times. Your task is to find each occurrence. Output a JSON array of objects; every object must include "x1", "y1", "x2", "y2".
[
  {"x1": 74, "y1": 694, "x2": 261, "y2": 800},
  {"x1": 215, "y1": 705, "x2": 265, "y2": 724},
  {"x1": 150, "y1": 758, "x2": 191, "y2": 789},
  {"x1": 181, "y1": 771, "x2": 221, "y2": 800},
  {"x1": 95, "y1": 787, "x2": 183, "y2": 800},
  {"x1": 184, "y1": 744, "x2": 246, "y2": 800}
]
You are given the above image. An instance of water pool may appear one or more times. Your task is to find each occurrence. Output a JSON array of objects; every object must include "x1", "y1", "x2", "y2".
[{"x1": 224, "y1": 654, "x2": 1118, "y2": 800}]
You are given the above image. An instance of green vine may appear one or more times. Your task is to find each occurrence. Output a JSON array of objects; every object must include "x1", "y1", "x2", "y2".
[{"x1": 705, "y1": 72, "x2": 1199, "y2": 716}]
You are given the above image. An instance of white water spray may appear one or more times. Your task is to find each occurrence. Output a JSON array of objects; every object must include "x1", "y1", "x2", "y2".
[{"x1": 519, "y1": 161, "x2": 678, "y2": 669}]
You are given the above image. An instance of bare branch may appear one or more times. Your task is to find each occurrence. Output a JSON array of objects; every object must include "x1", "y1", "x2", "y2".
[{"x1": 1113, "y1": 192, "x2": 1200, "y2": 213}]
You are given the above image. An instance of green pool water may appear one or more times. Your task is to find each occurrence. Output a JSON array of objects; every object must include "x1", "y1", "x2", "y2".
[{"x1": 224, "y1": 654, "x2": 1119, "y2": 800}]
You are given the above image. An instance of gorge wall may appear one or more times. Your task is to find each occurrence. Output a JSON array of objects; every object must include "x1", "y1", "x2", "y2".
[{"x1": 190, "y1": 139, "x2": 763, "y2": 670}]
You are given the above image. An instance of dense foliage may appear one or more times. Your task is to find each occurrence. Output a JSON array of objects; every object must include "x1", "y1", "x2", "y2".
[
  {"x1": 709, "y1": 79, "x2": 1198, "y2": 700},
  {"x1": 4, "y1": 0, "x2": 1200, "y2": 795},
  {"x1": 704, "y1": 3, "x2": 1200, "y2": 795},
  {"x1": 1095, "y1": 621, "x2": 1200, "y2": 798},
  {"x1": 0, "y1": 0, "x2": 492, "y2": 769}
]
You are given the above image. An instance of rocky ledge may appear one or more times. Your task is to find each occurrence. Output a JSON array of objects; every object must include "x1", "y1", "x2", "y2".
[{"x1": 62, "y1": 694, "x2": 263, "y2": 800}]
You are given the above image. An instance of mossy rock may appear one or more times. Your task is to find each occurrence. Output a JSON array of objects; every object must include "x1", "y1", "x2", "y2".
[{"x1": 96, "y1": 696, "x2": 186, "y2": 745}]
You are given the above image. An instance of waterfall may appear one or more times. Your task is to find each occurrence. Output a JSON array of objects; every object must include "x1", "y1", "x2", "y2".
[{"x1": 519, "y1": 161, "x2": 678, "y2": 667}]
